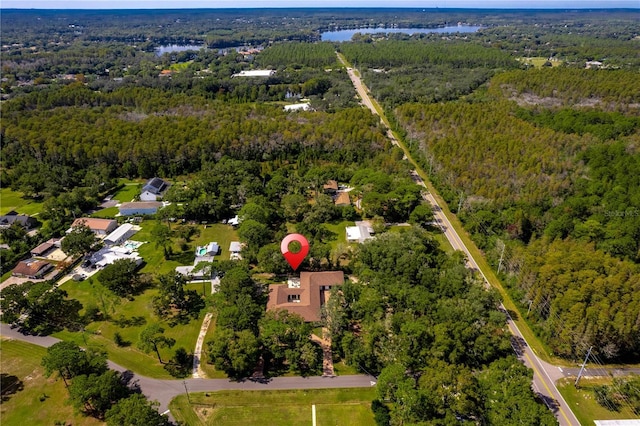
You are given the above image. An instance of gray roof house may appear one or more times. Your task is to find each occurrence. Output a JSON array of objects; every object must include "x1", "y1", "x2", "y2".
[
  {"x1": 141, "y1": 178, "x2": 169, "y2": 201},
  {"x1": 0, "y1": 211, "x2": 38, "y2": 229},
  {"x1": 119, "y1": 201, "x2": 162, "y2": 216}
]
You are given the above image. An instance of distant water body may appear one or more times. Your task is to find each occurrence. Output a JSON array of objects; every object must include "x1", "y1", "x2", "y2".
[
  {"x1": 155, "y1": 45, "x2": 205, "y2": 56},
  {"x1": 321, "y1": 25, "x2": 481, "y2": 41}
]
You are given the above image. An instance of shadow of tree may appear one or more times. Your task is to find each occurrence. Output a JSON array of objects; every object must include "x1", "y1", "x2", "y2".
[{"x1": 1, "y1": 373, "x2": 24, "y2": 403}]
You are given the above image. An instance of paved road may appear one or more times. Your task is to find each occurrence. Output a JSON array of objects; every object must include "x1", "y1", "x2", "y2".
[
  {"x1": 337, "y1": 54, "x2": 582, "y2": 426},
  {"x1": 0, "y1": 323, "x2": 375, "y2": 416}
]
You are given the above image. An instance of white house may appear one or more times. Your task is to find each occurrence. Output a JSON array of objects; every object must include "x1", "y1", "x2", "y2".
[
  {"x1": 140, "y1": 177, "x2": 169, "y2": 201},
  {"x1": 346, "y1": 221, "x2": 374, "y2": 243},
  {"x1": 232, "y1": 70, "x2": 275, "y2": 77},
  {"x1": 284, "y1": 103, "x2": 311, "y2": 112},
  {"x1": 104, "y1": 223, "x2": 137, "y2": 246},
  {"x1": 229, "y1": 241, "x2": 243, "y2": 260}
]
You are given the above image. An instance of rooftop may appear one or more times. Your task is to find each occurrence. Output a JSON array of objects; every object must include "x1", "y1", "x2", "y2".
[
  {"x1": 13, "y1": 259, "x2": 52, "y2": 277},
  {"x1": 232, "y1": 69, "x2": 275, "y2": 77},
  {"x1": 71, "y1": 217, "x2": 117, "y2": 231},
  {"x1": 267, "y1": 271, "x2": 344, "y2": 322},
  {"x1": 119, "y1": 201, "x2": 162, "y2": 209}
]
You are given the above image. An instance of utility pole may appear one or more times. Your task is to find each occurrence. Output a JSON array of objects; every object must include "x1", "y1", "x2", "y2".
[
  {"x1": 183, "y1": 380, "x2": 191, "y2": 404},
  {"x1": 575, "y1": 346, "x2": 593, "y2": 387},
  {"x1": 457, "y1": 191, "x2": 464, "y2": 213},
  {"x1": 497, "y1": 240, "x2": 506, "y2": 273}
]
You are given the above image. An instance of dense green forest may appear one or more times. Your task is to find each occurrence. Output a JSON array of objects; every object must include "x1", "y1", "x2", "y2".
[
  {"x1": 2, "y1": 8, "x2": 640, "y2": 424},
  {"x1": 393, "y1": 67, "x2": 640, "y2": 362},
  {"x1": 341, "y1": 229, "x2": 556, "y2": 425},
  {"x1": 339, "y1": 40, "x2": 520, "y2": 107}
]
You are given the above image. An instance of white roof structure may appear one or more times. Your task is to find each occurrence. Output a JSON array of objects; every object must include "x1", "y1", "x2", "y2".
[
  {"x1": 229, "y1": 241, "x2": 242, "y2": 252},
  {"x1": 232, "y1": 70, "x2": 275, "y2": 77},
  {"x1": 594, "y1": 421, "x2": 640, "y2": 426},
  {"x1": 175, "y1": 264, "x2": 211, "y2": 280},
  {"x1": 346, "y1": 221, "x2": 374, "y2": 243},
  {"x1": 90, "y1": 246, "x2": 142, "y2": 268},
  {"x1": 104, "y1": 223, "x2": 137, "y2": 246},
  {"x1": 284, "y1": 103, "x2": 311, "y2": 112}
]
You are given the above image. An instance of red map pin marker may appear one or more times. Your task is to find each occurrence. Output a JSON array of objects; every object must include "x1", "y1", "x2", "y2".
[{"x1": 280, "y1": 233, "x2": 309, "y2": 271}]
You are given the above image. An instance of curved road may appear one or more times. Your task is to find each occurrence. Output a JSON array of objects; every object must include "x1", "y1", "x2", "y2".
[
  {"x1": 337, "y1": 53, "x2": 583, "y2": 425},
  {"x1": 0, "y1": 323, "x2": 375, "y2": 417}
]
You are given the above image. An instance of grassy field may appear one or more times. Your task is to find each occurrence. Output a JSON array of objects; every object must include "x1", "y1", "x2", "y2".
[
  {"x1": 0, "y1": 339, "x2": 102, "y2": 426},
  {"x1": 169, "y1": 388, "x2": 377, "y2": 426},
  {"x1": 557, "y1": 378, "x2": 640, "y2": 425},
  {"x1": 517, "y1": 57, "x2": 563, "y2": 68},
  {"x1": 55, "y1": 277, "x2": 208, "y2": 379},
  {"x1": 112, "y1": 181, "x2": 143, "y2": 203},
  {"x1": 0, "y1": 188, "x2": 45, "y2": 216},
  {"x1": 90, "y1": 206, "x2": 119, "y2": 218},
  {"x1": 135, "y1": 220, "x2": 239, "y2": 275}
]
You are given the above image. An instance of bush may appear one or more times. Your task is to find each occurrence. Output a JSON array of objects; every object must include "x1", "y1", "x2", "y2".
[{"x1": 371, "y1": 399, "x2": 391, "y2": 426}]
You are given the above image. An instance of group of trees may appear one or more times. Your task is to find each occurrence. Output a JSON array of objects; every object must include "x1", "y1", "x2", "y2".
[
  {"x1": 335, "y1": 227, "x2": 556, "y2": 425},
  {"x1": 339, "y1": 39, "x2": 519, "y2": 107},
  {"x1": 0, "y1": 281, "x2": 83, "y2": 335},
  {"x1": 594, "y1": 375, "x2": 640, "y2": 415},
  {"x1": 396, "y1": 67, "x2": 640, "y2": 361},
  {"x1": 41, "y1": 341, "x2": 170, "y2": 424},
  {"x1": 206, "y1": 264, "x2": 323, "y2": 379}
]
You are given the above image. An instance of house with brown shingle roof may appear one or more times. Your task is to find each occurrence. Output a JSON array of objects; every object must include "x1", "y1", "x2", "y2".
[
  {"x1": 70, "y1": 218, "x2": 118, "y2": 236},
  {"x1": 12, "y1": 259, "x2": 54, "y2": 279},
  {"x1": 323, "y1": 180, "x2": 339, "y2": 194},
  {"x1": 266, "y1": 271, "x2": 344, "y2": 323},
  {"x1": 334, "y1": 192, "x2": 351, "y2": 206},
  {"x1": 31, "y1": 238, "x2": 62, "y2": 257}
]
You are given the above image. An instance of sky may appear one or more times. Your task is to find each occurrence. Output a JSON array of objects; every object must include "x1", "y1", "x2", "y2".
[{"x1": 2, "y1": 0, "x2": 638, "y2": 9}]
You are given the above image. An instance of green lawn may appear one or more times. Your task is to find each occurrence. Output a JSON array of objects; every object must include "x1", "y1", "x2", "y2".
[
  {"x1": 169, "y1": 388, "x2": 377, "y2": 426},
  {"x1": 112, "y1": 181, "x2": 142, "y2": 203},
  {"x1": 517, "y1": 57, "x2": 563, "y2": 68},
  {"x1": 557, "y1": 378, "x2": 639, "y2": 425},
  {"x1": 0, "y1": 339, "x2": 102, "y2": 426},
  {"x1": 56, "y1": 278, "x2": 208, "y2": 379},
  {"x1": 90, "y1": 206, "x2": 119, "y2": 218},
  {"x1": 431, "y1": 231, "x2": 455, "y2": 255},
  {"x1": 134, "y1": 221, "x2": 239, "y2": 275},
  {"x1": 0, "y1": 188, "x2": 45, "y2": 216}
]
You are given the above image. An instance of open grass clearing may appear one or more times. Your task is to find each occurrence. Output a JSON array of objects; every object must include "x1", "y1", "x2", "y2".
[
  {"x1": 0, "y1": 339, "x2": 101, "y2": 426},
  {"x1": 517, "y1": 57, "x2": 563, "y2": 68},
  {"x1": 556, "y1": 377, "x2": 639, "y2": 425},
  {"x1": 56, "y1": 277, "x2": 208, "y2": 379},
  {"x1": 0, "y1": 188, "x2": 45, "y2": 216},
  {"x1": 90, "y1": 206, "x2": 119, "y2": 218},
  {"x1": 169, "y1": 388, "x2": 376, "y2": 426},
  {"x1": 112, "y1": 180, "x2": 143, "y2": 203}
]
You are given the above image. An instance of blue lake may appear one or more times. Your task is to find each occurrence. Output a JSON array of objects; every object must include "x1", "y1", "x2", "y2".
[
  {"x1": 321, "y1": 25, "x2": 481, "y2": 42},
  {"x1": 155, "y1": 44, "x2": 205, "y2": 56}
]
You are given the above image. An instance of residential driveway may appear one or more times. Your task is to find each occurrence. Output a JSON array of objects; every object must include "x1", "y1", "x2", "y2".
[{"x1": 0, "y1": 275, "x2": 48, "y2": 291}]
